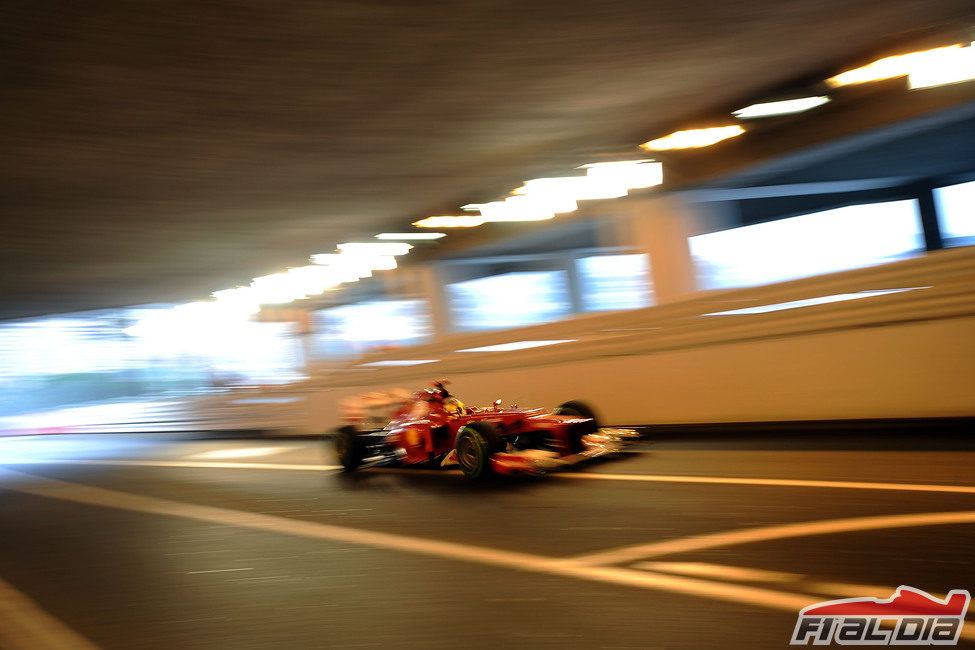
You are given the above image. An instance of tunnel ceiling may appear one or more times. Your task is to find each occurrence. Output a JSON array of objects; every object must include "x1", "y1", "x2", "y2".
[{"x1": 2, "y1": 0, "x2": 974, "y2": 320}]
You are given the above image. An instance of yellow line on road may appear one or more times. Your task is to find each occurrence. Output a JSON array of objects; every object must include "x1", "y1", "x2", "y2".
[
  {"x1": 2, "y1": 466, "x2": 974, "y2": 641},
  {"x1": 570, "y1": 510, "x2": 975, "y2": 566},
  {"x1": 0, "y1": 468, "x2": 815, "y2": 614},
  {"x1": 6, "y1": 459, "x2": 975, "y2": 498},
  {"x1": 554, "y1": 471, "x2": 975, "y2": 494},
  {"x1": 634, "y1": 561, "x2": 802, "y2": 583},
  {"x1": 0, "y1": 574, "x2": 101, "y2": 650}
]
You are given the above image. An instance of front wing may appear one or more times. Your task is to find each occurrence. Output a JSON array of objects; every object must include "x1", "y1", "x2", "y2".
[{"x1": 442, "y1": 427, "x2": 641, "y2": 475}]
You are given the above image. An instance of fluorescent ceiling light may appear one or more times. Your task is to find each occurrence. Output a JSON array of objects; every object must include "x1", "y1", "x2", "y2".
[
  {"x1": 515, "y1": 176, "x2": 625, "y2": 202},
  {"x1": 367, "y1": 255, "x2": 398, "y2": 271},
  {"x1": 507, "y1": 191, "x2": 579, "y2": 213},
  {"x1": 250, "y1": 273, "x2": 308, "y2": 304},
  {"x1": 732, "y1": 96, "x2": 830, "y2": 119},
  {"x1": 909, "y1": 44, "x2": 975, "y2": 89},
  {"x1": 309, "y1": 253, "x2": 385, "y2": 280},
  {"x1": 359, "y1": 359, "x2": 440, "y2": 367},
  {"x1": 475, "y1": 199, "x2": 551, "y2": 222},
  {"x1": 581, "y1": 160, "x2": 663, "y2": 190},
  {"x1": 471, "y1": 197, "x2": 559, "y2": 223},
  {"x1": 456, "y1": 339, "x2": 576, "y2": 353},
  {"x1": 375, "y1": 232, "x2": 446, "y2": 240},
  {"x1": 578, "y1": 159, "x2": 656, "y2": 169},
  {"x1": 414, "y1": 215, "x2": 486, "y2": 228},
  {"x1": 286, "y1": 265, "x2": 340, "y2": 295},
  {"x1": 337, "y1": 242, "x2": 412, "y2": 256},
  {"x1": 211, "y1": 287, "x2": 261, "y2": 315},
  {"x1": 309, "y1": 253, "x2": 343, "y2": 264},
  {"x1": 641, "y1": 126, "x2": 745, "y2": 151},
  {"x1": 828, "y1": 44, "x2": 963, "y2": 87},
  {"x1": 702, "y1": 288, "x2": 923, "y2": 316}
]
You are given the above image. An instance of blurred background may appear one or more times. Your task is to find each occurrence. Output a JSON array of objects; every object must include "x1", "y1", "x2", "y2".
[{"x1": 2, "y1": 2, "x2": 975, "y2": 648}]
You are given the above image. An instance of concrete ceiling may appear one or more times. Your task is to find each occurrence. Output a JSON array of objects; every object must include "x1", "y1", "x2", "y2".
[{"x1": 2, "y1": 0, "x2": 973, "y2": 319}]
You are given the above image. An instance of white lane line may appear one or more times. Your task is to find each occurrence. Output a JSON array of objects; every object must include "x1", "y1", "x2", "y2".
[
  {"x1": 3, "y1": 468, "x2": 975, "y2": 640},
  {"x1": 191, "y1": 447, "x2": 290, "y2": 460},
  {"x1": 5, "y1": 459, "x2": 975, "y2": 498},
  {"x1": 634, "y1": 562, "x2": 802, "y2": 583},
  {"x1": 632, "y1": 566, "x2": 975, "y2": 631},
  {"x1": 570, "y1": 510, "x2": 975, "y2": 566},
  {"x1": 632, "y1": 565, "x2": 960, "y2": 606},
  {"x1": 553, "y1": 471, "x2": 975, "y2": 495},
  {"x1": 186, "y1": 567, "x2": 254, "y2": 575},
  {"x1": 0, "y1": 468, "x2": 873, "y2": 617},
  {"x1": 0, "y1": 574, "x2": 101, "y2": 650},
  {"x1": 0, "y1": 459, "x2": 341, "y2": 472}
]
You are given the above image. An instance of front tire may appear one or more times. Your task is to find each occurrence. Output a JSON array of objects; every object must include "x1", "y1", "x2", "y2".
[
  {"x1": 554, "y1": 400, "x2": 599, "y2": 453},
  {"x1": 454, "y1": 421, "x2": 504, "y2": 479},
  {"x1": 334, "y1": 426, "x2": 365, "y2": 471}
]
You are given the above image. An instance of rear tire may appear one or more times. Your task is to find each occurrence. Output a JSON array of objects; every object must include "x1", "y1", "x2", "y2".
[
  {"x1": 454, "y1": 421, "x2": 504, "y2": 479},
  {"x1": 334, "y1": 425, "x2": 365, "y2": 471}
]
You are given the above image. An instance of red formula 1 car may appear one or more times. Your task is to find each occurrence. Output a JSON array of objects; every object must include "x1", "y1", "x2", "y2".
[{"x1": 332, "y1": 380, "x2": 639, "y2": 479}]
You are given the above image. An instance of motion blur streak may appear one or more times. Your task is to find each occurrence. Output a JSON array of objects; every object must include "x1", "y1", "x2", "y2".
[
  {"x1": 909, "y1": 43, "x2": 975, "y2": 89},
  {"x1": 0, "y1": 459, "x2": 342, "y2": 472},
  {"x1": 732, "y1": 96, "x2": 830, "y2": 119},
  {"x1": 640, "y1": 125, "x2": 745, "y2": 150},
  {"x1": 827, "y1": 44, "x2": 964, "y2": 86},
  {"x1": 374, "y1": 232, "x2": 446, "y2": 240},
  {"x1": 413, "y1": 215, "x2": 485, "y2": 228}
]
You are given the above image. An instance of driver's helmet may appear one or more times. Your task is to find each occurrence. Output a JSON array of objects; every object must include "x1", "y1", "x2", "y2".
[{"x1": 443, "y1": 396, "x2": 465, "y2": 416}]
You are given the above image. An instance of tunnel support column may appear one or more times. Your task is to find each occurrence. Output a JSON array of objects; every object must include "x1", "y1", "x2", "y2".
[
  {"x1": 614, "y1": 194, "x2": 705, "y2": 305},
  {"x1": 399, "y1": 264, "x2": 452, "y2": 338}
]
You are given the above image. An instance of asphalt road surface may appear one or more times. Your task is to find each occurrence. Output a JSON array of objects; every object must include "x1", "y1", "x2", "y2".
[{"x1": 1, "y1": 432, "x2": 973, "y2": 649}]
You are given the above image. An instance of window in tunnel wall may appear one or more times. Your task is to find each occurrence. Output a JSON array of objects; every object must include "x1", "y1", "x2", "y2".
[
  {"x1": 0, "y1": 308, "x2": 305, "y2": 417},
  {"x1": 447, "y1": 271, "x2": 571, "y2": 331},
  {"x1": 577, "y1": 253, "x2": 654, "y2": 311},
  {"x1": 689, "y1": 199, "x2": 925, "y2": 290},
  {"x1": 313, "y1": 299, "x2": 431, "y2": 358},
  {"x1": 934, "y1": 180, "x2": 975, "y2": 248}
]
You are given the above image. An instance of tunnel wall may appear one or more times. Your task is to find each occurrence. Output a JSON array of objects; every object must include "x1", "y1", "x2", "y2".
[
  {"x1": 300, "y1": 314, "x2": 975, "y2": 429},
  {"x1": 182, "y1": 246, "x2": 975, "y2": 433}
]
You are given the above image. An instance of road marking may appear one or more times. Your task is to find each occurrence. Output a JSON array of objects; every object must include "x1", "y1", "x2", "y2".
[
  {"x1": 5, "y1": 458, "x2": 975, "y2": 498},
  {"x1": 186, "y1": 567, "x2": 254, "y2": 575},
  {"x1": 553, "y1": 471, "x2": 975, "y2": 495},
  {"x1": 633, "y1": 566, "x2": 975, "y2": 622},
  {"x1": 634, "y1": 562, "x2": 802, "y2": 583},
  {"x1": 2, "y1": 467, "x2": 974, "y2": 640},
  {"x1": 570, "y1": 510, "x2": 975, "y2": 566},
  {"x1": 0, "y1": 573, "x2": 101, "y2": 650},
  {"x1": 0, "y1": 459, "x2": 342, "y2": 472},
  {"x1": 191, "y1": 447, "x2": 290, "y2": 460},
  {"x1": 0, "y1": 467, "x2": 817, "y2": 612}
]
